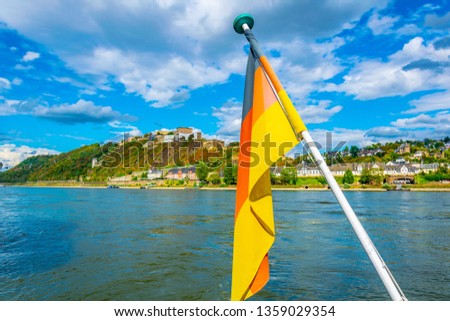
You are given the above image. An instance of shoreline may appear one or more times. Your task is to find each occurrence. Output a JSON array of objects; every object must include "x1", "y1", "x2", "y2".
[{"x1": 3, "y1": 183, "x2": 450, "y2": 192}]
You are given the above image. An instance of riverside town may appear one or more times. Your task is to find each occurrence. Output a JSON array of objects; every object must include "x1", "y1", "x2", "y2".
[{"x1": 1, "y1": 126, "x2": 449, "y2": 191}]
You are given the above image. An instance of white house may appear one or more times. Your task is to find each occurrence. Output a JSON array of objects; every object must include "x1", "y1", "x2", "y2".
[{"x1": 147, "y1": 168, "x2": 163, "y2": 180}]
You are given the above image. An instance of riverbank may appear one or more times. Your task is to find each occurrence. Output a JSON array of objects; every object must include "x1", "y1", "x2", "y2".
[{"x1": 3, "y1": 182, "x2": 450, "y2": 191}]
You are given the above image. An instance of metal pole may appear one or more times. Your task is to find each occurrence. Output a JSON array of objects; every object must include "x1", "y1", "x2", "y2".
[
  {"x1": 301, "y1": 130, "x2": 407, "y2": 301},
  {"x1": 234, "y1": 14, "x2": 407, "y2": 301}
]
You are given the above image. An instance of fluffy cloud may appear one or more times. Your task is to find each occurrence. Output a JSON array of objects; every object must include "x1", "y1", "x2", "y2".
[
  {"x1": 325, "y1": 37, "x2": 450, "y2": 100},
  {"x1": 71, "y1": 48, "x2": 232, "y2": 107},
  {"x1": 211, "y1": 97, "x2": 343, "y2": 143},
  {"x1": 211, "y1": 99, "x2": 242, "y2": 139},
  {"x1": 391, "y1": 111, "x2": 450, "y2": 129},
  {"x1": 404, "y1": 91, "x2": 450, "y2": 114},
  {"x1": 365, "y1": 126, "x2": 403, "y2": 138},
  {"x1": 298, "y1": 100, "x2": 342, "y2": 124},
  {"x1": 266, "y1": 37, "x2": 345, "y2": 103},
  {"x1": 0, "y1": 98, "x2": 21, "y2": 116},
  {"x1": 0, "y1": 0, "x2": 388, "y2": 107},
  {"x1": 0, "y1": 77, "x2": 11, "y2": 90},
  {"x1": 0, "y1": 143, "x2": 59, "y2": 167},
  {"x1": 34, "y1": 99, "x2": 134, "y2": 124},
  {"x1": 363, "y1": 111, "x2": 450, "y2": 142},
  {"x1": 301, "y1": 128, "x2": 376, "y2": 153},
  {"x1": 108, "y1": 120, "x2": 142, "y2": 141},
  {"x1": 0, "y1": 77, "x2": 21, "y2": 92},
  {"x1": 22, "y1": 51, "x2": 40, "y2": 62},
  {"x1": 367, "y1": 11, "x2": 399, "y2": 35},
  {"x1": 395, "y1": 24, "x2": 422, "y2": 36}
]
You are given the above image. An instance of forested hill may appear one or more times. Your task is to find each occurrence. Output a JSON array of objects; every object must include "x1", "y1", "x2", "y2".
[
  {"x1": 1, "y1": 136, "x2": 449, "y2": 183},
  {"x1": 0, "y1": 143, "x2": 105, "y2": 183},
  {"x1": 0, "y1": 138, "x2": 226, "y2": 183}
]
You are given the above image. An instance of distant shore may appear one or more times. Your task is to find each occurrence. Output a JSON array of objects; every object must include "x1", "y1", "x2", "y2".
[{"x1": 3, "y1": 183, "x2": 450, "y2": 192}]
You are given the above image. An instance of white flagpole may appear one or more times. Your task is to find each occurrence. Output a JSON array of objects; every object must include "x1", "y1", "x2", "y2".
[
  {"x1": 235, "y1": 14, "x2": 407, "y2": 301},
  {"x1": 301, "y1": 130, "x2": 407, "y2": 301}
]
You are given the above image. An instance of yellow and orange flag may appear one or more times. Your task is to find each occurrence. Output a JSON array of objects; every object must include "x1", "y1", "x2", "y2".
[{"x1": 231, "y1": 49, "x2": 307, "y2": 301}]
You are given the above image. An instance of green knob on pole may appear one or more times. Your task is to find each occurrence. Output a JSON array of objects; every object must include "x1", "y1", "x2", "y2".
[{"x1": 233, "y1": 13, "x2": 254, "y2": 34}]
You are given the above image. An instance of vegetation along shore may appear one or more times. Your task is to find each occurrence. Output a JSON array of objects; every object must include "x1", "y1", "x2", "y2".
[{"x1": 1, "y1": 128, "x2": 449, "y2": 191}]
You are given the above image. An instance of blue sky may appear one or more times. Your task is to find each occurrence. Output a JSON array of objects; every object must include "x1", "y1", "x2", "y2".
[{"x1": 1, "y1": 0, "x2": 450, "y2": 167}]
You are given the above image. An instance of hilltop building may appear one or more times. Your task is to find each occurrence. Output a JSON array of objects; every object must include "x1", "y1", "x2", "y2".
[
  {"x1": 150, "y1": 127, "x2": 203, "y2": 143},
  {"x1": 176, "y1": 127, "x2": 193, "y2": 135},
  {"x1": 396, "y1": 143, "x2": 410, "y2": 154}
]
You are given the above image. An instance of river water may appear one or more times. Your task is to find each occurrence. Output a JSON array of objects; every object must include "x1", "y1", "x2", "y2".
[{"x1": 0, "y1": 187, "x2": 448, "y2": 300}]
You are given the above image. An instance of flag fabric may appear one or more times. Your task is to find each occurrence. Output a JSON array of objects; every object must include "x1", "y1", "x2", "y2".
[{"x1": 231, "y1": 49, "x2": 307, "y2": 301}]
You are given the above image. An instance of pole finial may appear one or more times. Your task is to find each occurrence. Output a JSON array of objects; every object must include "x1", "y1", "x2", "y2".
[{"x1": 233, "y1": 13, "x2": 254, "y2": 34}]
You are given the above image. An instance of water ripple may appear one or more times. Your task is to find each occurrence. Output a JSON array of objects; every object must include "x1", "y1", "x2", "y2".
[{"x1": 0, "y1": 187, "x2": 448, "y2": 300}]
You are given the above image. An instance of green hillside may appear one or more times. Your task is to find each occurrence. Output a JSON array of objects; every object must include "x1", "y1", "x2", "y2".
[
  {"x1": 89, "y1": 138, "x2": 226, "y2": 181},
  {"x1": 0, "y1": 143, "x2": 106, "y2": 182},
  {"x1": 1, "y1": 136, "x2": 448, "y2": 184},
  {"x1": 0, "y1": 155, "x2": 55, "y2": 182},
  {"x1": 0, "y1": 138, "x2": 228, "y2": 183}
]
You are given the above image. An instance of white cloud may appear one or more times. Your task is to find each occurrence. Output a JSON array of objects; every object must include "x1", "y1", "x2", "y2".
[
  {"x1": 0, "y1": 0, "x2": 388, "y2": 107},
  {"x1": 325, "y1": 37, "x2": 450, "y2": 100},
  {"x1": 308, "y1": 127, "x2": 376, "y2": 150},
  {"x1": 298, "y1": 100, "x2": 342, "y2": 124},
  {"x1": 12, "y1": 77, "x2": 23, "y2": 85},
  {"x1": 14, "y1": 64, "x2": 33, "y2": 71},
  {"x1": 22, "y1": 51, "x2": 40, "y2": 62},
  {"x1": 0, "y1": 77, "x2": 21, "y2": 92},
  {"x1": 365, "y1": 126, "x2": 403, "y2": 138},
  {"x1": 297, "y1": 122, "x2": 448, "y2": 151},
  {"x1": 193, "y1": 111, "x2": 208, "y2": 116},
  {"x1": 367, "y1": 11, "x2": 399, "y2": 35},
  {"x1": 0, "y1": 98, "x2": 21, "y2": 116},
  {"x1": 396, "y1": 24, "x2": 422, "y2": 36},
  {"x1": 266, "y1": 37, "x2": 345, "y2": 103},
  {"x1": 391, "y1": 111, "x2": 450, "y2": 129},
  {"x1": 211, "y1": 97, "x2": 343, "y2": 144},
  {"x1": 287, "y1": 127, "x2": 379, "y2": 156},
  {"x1": 108, "y1": 120, "x2": 142, "y2": 141},
  {"x1": 34, "y1": 99, "x2": 134, "y2": 124},
  {"x1": 404, "y1": 91, "x2": 450, "y2": 114},
  {"x1": 71, "y1": 47, "x2": 232, "y2": 107},
  {"x1": 0, "y1": 143, "x2": 59, "y2": 167},
  {"x1": 0, "y1": 77, "x2": 11, "y2": 90},
  {"x1": 211, "y1": 99, "x2": 242, "y2": 139}
]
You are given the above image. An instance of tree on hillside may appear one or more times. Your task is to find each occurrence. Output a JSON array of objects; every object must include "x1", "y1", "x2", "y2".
[
  {"x1": 342, "y1": 169, "x2": 354, "y2": 184},
  {"x1": 196, "y1": 161, "x2": 209, "y2": 183},
  {"x1": 350, "y1": 146, "x2": 360, "y2": 158}
]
